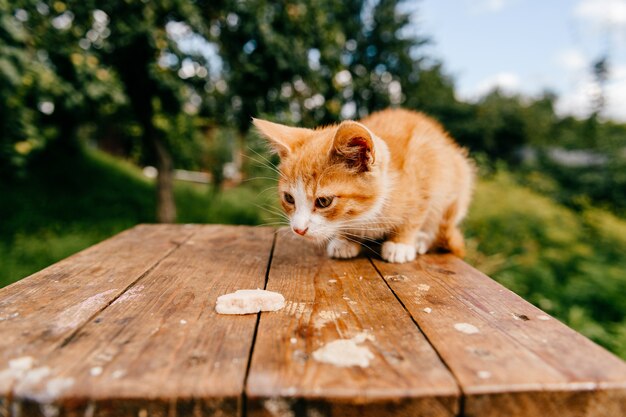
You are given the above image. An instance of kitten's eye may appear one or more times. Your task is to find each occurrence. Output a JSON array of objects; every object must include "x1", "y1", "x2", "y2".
[
  {"x1": 315, "y1": 196, "x2": 334, "y2": 209},
  {"x1": 284, "y1": 192, "x2": 295, "y2": 204}
]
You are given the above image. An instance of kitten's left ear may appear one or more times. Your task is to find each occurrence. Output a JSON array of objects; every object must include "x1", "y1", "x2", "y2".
[
  {"x1": 332, "y1": 121, "x2": 376, "y2": 172},
  {"x1": 252, "y1": 118, "x2": 311, "y2": 158}
]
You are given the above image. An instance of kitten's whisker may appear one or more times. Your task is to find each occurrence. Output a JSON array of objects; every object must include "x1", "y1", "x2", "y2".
[
  {"x1": 243, "y1": 154, "x2": 285, "y2": 179},
  {"x1": 243, "y1": 176, "x2": 279, "y2": 183},
  {"x1": 257, "y1": 222, "x2": 289, "y2": 227},
  {"x1": 341, "y1": 234, "x2": 378, "y2": 254},
  {"x1": 256, "y1": 186, "x2": 279, "y2": 197},
  {"x1": 246, "y1": 148, "x2": 286, "y2": 179}
]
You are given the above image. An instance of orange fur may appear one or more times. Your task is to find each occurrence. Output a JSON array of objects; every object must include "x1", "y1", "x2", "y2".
[{"x1": 253, "y1": 108, "x2": 474, "y2": 263}]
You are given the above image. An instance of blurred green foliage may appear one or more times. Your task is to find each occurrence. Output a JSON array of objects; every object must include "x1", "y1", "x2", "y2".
[{"x1": 465, "y1": 171, "x2": 626, "y2": 357}]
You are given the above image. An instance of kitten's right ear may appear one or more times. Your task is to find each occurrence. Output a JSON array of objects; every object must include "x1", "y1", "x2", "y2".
[{"x1": 252, "y1": 118, "x2": 311, "y2": 158}]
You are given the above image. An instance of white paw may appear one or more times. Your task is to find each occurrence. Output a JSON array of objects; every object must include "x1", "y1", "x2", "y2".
[
  {"x1": 327, "y1": 238, "x2": 361, "y2": 259},
  {"x1": 416, "y1": 231, "x2": 434, "y2": 255},
  {"x1": 381, "y1": 241, "x2": 416, "y2": 263}
]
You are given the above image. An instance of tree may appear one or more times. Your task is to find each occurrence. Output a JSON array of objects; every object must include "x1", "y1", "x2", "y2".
[{"x1": 2, "y1": 0, "x2": 222, "y2": 222}]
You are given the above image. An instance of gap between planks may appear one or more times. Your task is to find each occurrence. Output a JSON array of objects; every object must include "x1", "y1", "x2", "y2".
[
  {"x1": 242, "y1": 231, "x2": 278, "y2": 417},
  {"x1": 367, "y1": 256, "x2": 467, "y2": 417}
]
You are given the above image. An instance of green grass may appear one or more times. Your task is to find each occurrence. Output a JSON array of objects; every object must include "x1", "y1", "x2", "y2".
[
  {"x1": 0, "y1": 147, "x2": 277, "y2": 286},
  {"x1": 2, "y1": 149, "x2": 625, "y2": 358}
]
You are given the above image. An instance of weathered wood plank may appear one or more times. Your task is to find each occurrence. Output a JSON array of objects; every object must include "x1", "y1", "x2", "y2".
[
  {"x1": 246, "y1": 231, "x2": 460, "y2": 417},
  {"x1": 0, "y1": 225, "x2": 193, "y2": 396},
  {"x1": 372, "y1": 253, "x2": 626, "y2": 417},
  {"x1": 6, "y1": 225, "x2": 275, "y2": 417}
]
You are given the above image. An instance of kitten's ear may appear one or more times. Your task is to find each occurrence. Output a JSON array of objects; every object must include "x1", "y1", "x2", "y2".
[
  {"x1": 332, "y1": 121, "x2": 376, "y2": 172},
  {"x1": 252, "y1": 118, "x2": 311, "y2": 158}
]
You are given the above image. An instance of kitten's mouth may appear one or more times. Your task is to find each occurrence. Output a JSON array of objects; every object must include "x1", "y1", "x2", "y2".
[{"x1": 292, "y1": 230, "x2": 325, "y2": 243}]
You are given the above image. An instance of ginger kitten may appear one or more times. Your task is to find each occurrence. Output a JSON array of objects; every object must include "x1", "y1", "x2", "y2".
[{"x1": 253, "y1": 108, "x2": 474, "y2": 263}]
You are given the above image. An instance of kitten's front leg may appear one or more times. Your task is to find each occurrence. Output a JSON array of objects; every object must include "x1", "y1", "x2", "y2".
[
  {"x1": 327, "y1": 236, "x2": 361, "y2": 259},
  {"x1": 381, "y1": 230, "x2": 419, "y2": 264}
]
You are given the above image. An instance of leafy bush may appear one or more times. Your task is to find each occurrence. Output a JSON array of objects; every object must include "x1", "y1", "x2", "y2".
[{"x1": 466, "y1": 172, "x2": 626, "y2": 357}]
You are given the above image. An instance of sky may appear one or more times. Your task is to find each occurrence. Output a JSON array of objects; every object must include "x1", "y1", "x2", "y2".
[{"x1": 418, "y1": 0, "x2": 626, "y2": 121}]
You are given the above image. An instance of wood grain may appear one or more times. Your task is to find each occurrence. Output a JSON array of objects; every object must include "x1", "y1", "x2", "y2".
[
  {"x1": 246, "y1": 230, "x2": 460, "y2": 417},
  {"x1": 0, "y1": 225, "x2": 193, "y2": 395},
  {"x1": 6, "y1": 225, "x2": 275, "y2": 417},
  {"x1": 4, "y1": 224, "x2": 626, "y2": 417},
  {"x1": 372, "y1": 253, "x2": 626, "y2": 417}
]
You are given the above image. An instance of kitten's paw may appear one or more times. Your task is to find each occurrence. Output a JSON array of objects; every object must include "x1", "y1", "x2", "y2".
[
  {"x1": 327, "y1": 238, "x2": 361, "y2": 259},
  {"x1": 416, "y1": 231, "x2": 434, "y2": 255},
  {"x1": 381, "y1": 241, "x2": 416, "y2": 263}
]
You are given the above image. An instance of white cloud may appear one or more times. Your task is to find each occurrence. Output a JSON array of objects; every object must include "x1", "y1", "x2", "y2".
[
  {"x1": 605, "y1": 65, "x2": 626, "y2": 121},
  {"x1": 468, "y1": 0, "x2": 517, "y2": 14},
  {"x1": 555, "y1": 76, "x2": 596, "y2": 119},
  {"x1": 574, "y1": 0, "x2": 626, "y2": 28},
  {"x1": 556, "y1": 49, "x2": 587, "y2": 73},
  {"x1": 459, "y1": 72, "x2": 521, "y2": 100},
  {"x1": 555, "y1": 65, "x2": 626, "y2": 122}
]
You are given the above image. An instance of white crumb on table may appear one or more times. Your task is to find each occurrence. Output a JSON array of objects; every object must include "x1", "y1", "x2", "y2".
[
  {"x1": 9, "y1": 356, "x2": 35, "y2": 371},
  {"x1": 89, "y1": 366, "x2": 103, "y2": 376},
  {"x1": 111, "y1": 370, "x2": 126, "y2": 379},
  {"x1": 312, "y1": 332, "x2": 375, "y2": 368},
  {"x1": 454, "y1": 322, "x2": 480, "y2": 334},
  {"x1": 537, "y1": 315, "x2": 551, "y2": 321},
  {"x1": 215, "y1": 289, "x2": 285, "y2": 315},
  {"x1": 423, "y1": 307, "x2": 432, "y2": 314}
]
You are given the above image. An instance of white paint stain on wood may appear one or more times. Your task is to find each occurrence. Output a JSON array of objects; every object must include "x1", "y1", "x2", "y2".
[
  {"x1": 264, "y1": 398, "x2": 294, "y2": 417},
  {"x1": 9, "y1": 357, "x2": 35, "y2": 371},
  {"x1": 111, "y1": 370, "x2": 126, "y2": 379},
  {"x1": 312, "y1": 333, "x2": 375, "y2": 368},
  {"x1": 56, "y1": 289, "x2": 118, "y2": 332},
  {"x1": 314, "y1": 310, "x2": 338, "y2": 329},
  {"x1": 454, "y1": 323, "x2": 480, "y2": 334},
  {"x1": 89, "y1": 367, "x2": 103, "y2": 377},
  {"x1": 113, "y1": 285, "x2": 145, "y2": 304},
  {"x1": 283, "y1": 301, "x2": 310, "y2": 319},
  {"x1": 47, "y1": 377, "x2": 74, "y2": 398},
  {"x1": 417, "y1": 284, "x2": 430, "y2": 292},
  {"x1": 477, "y1": 370, "x2": 492, "y2": 379}
]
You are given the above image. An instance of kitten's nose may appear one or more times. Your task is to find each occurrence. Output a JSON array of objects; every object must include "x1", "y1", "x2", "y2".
[{"x1": 293, "y1": 227, "x2": 309, "y2": 236}]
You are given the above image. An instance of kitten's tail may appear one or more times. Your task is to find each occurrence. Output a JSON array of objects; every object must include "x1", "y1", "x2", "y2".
[
  {"x1": 436, "y1": 204, "x2": 467, "y2": 258},
  {"x1": 442, "y1": 226, "x2": 466, "y2": 258}
]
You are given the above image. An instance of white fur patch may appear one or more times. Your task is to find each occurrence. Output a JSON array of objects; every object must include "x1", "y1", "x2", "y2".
[
  {"x1": 416, "y1": 231, "x2": 435, "y2": 255},
  {"x1": 327, "y1": 238, "x2": 361, "y2": 259},
  {"x1": 381, "y1": 241, "x2": 416, "y2": 263},
  {"x1": 291, "y1": 178, "x2": 312, "y2": 232}
]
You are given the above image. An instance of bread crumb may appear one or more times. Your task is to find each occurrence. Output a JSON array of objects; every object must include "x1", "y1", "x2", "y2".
[{"x1": 216, "y1": 289, "x2": 285, "y2": 315}]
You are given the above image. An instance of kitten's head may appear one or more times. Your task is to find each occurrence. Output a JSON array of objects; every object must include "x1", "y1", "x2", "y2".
[{"x1": 253, "y1": 118, "x2": 389, "y2": 242}]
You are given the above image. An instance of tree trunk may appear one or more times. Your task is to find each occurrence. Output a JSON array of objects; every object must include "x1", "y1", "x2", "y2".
[
  {"x1": 154, "y1": 137, "x2": 177, "y2": 223},
  {"x1": 229, "y1": 131, "x2": 245, "y2": 185}
]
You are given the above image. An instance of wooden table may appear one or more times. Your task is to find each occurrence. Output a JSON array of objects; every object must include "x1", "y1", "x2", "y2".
[{"x1": 1, "y1": 225, "x2": 625, "y2": 417}]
